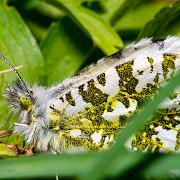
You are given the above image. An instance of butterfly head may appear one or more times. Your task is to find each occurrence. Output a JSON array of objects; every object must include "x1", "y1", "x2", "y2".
[
  {"x1": 0, "y1": 54, "x2": 38, "y2": 124},
  {"x1": 4, "y1": 80, "x2": 34, "y2": 114},
  {"x1": 4, "y1": 80, "x2": 50, "y2": 128}
]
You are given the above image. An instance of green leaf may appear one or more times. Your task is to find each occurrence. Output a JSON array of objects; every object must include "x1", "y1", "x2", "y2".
[
  {"x1": 101, "y1": 0, "x2": 126, "y2": 21},
  {"x1": 0, "y1": 3, "x2": 45, "y2": 125},
  {"x1": 0, "y1": 144, "x2": 17, "y2": 157},
  {"x1": 0, "y1": 149, "x2": 178, "y2": 179},
  {"x1": 25, "y1": 19, "x2": 48, "y2": 42},
  {"x1": 40, "y1": 17, "x2": 93, "y2": 84},
  {"x1": 46, "y1": 0, "x2": 123, "y2": 55},
  {"x1": 114, "y1": 2, "x2": 166, "y2": 31},
  {"x1": 105, "y1": 0, "x2": 144, "y2": 26},
  {"x1": 0, "y1": 153, "x2": 99, "y2": 178},
  {"x1": 0, "y1": 133, "x2": 23, "y2": 147},
  {"x1": 100, "y1": 150, "x2": 149, "y2": 178},
  {"x1": 22, "y1": 0, "x2": 63, "y2": 19},
  {"x1": 0, "y1": 3, "x2": 45, "y2": 84},
  {"x1": 138, "y1": 2, "x2": 180, "y2": 39},
  {"x1": 0, "y1": 151, "x2": 155, "y2": 179},
  {"x1": 142, "y1": 154, "x2": 180, "y2": 179}
]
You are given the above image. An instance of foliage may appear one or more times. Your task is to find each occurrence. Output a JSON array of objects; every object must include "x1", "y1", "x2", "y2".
[{"x1": 0, "y1": 0, "x2": 179, "y2": 179}]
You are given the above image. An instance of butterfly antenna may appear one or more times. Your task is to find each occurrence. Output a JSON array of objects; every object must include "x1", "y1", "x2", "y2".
[{"x1": 0, "y1": 54, "x2": 30, "y2": 95}]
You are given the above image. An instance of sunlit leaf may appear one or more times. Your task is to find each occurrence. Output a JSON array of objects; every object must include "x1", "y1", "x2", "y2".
[{"x1": 46, "y1": 0, "x2": 123, "y2": 55}]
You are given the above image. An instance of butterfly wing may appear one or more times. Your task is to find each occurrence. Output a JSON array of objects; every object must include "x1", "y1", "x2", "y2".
[{"x1": 47, "y1": 36, "x2": 180, "y2": 152}]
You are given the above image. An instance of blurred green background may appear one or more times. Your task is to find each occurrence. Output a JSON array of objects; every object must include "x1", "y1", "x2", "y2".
[{"x1": 0, "y1": 0, "x2": 180, "y2": 179}]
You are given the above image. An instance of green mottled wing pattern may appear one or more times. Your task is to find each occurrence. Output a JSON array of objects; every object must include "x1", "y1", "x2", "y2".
[{"x1": 46, "y1": 37, "x2": 180, "y2": 153}]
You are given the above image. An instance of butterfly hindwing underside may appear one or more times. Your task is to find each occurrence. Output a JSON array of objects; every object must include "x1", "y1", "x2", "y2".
[{"x1": 4, "y1": 36, "x2": 180, "y2": 153}]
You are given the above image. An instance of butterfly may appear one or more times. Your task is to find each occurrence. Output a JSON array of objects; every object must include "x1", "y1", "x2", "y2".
[{"x1": 1, "y1": 36, "x2": 180, "y2": 154}]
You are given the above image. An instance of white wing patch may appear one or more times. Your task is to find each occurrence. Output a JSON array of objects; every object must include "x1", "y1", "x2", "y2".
[
  {"x1": 94, "y1": 67, "x2": 119, "y2": 95},
  {"x1": 70, "y1": 129, "x2": 82, "y2": 138},
  {"x1": 102, "y1": 99, "x2": 137, "y2": 121},
  {"x1": 152, "y1": 126, "x2": 178, "y2": 152},
  {"x1": 91, "y1": 131, "x2": 102, "y2": 144}
]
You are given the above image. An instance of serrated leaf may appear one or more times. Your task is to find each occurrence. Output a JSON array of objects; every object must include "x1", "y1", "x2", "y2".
[{"x1": 46, "y1": 0, "x2": 123, "y2": 55}]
